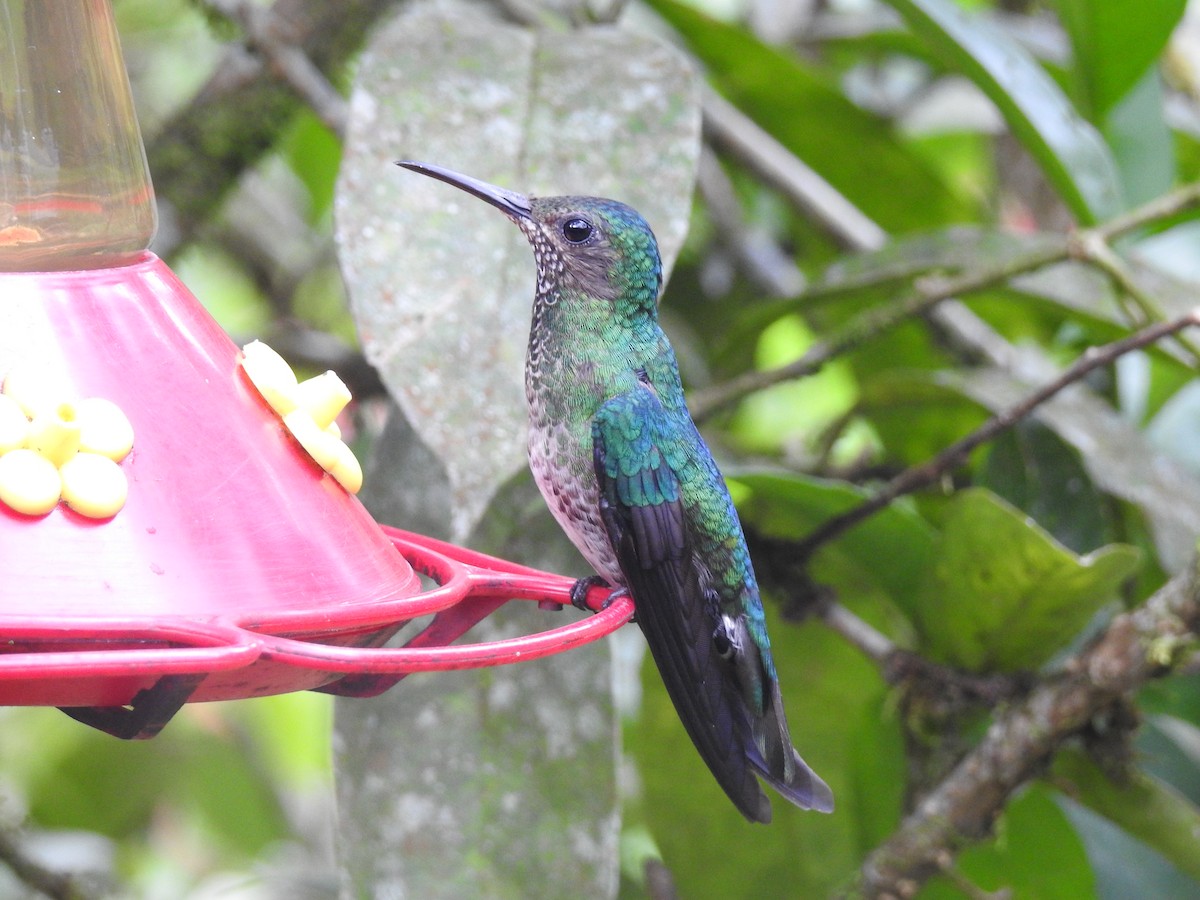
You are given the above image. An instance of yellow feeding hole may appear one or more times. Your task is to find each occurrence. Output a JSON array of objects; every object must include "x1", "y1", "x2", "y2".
[
  {"x1": 283, "y1": 409, "x2": 342, "y2": 470},
  {"x1": 60, "y1": 453, "x2": 129, "y2": 519},
  {"x1": 0, "y1": 449, "x2": 62, "y2": 516},
  {"x1": 243, "y1": 341, "x2": 363, "y2": 496},
  {"x1": 328, "y1": 440, "x2": 363, "y2": 494},
  {"x1": 282, "y1": 409, "x2": 363, "y2": 495},
  {"x1": 28, "y1": 403, "x2": 81, "y2": 467},
  {"x1": 0, "y1": 368, "x2": 134, "y2": 518}
]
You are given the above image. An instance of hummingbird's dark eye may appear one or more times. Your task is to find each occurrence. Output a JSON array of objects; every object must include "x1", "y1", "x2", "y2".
[{"x1": 562, "y1": 218, "x2": 593, "y2": 243}]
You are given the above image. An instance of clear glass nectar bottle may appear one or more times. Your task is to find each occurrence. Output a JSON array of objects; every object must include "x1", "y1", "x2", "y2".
[{"x1": 0, "y1": 0, "x2": 156, "y2": 271}]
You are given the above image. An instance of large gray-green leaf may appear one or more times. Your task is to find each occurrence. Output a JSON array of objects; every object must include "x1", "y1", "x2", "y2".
[
  {"x1": 884, "y1": 0, "x2": 1122, "y2": 222},
  {"x1": 333, "y1": 7, "x2": 697, "y2": 899},
  {"x1": 335, "y1": 0, "x2": 699, "y2": 539},
  {"x1": 339, "y1": 409, "x2": 622, "y2": 899}
]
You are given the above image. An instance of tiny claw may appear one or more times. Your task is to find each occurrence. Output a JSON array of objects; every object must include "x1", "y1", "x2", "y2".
[
  {"x1": 569, "y1": 575, "x2": 610, "y2": 612},
  {"x1": 600, "y1": 591, "x2": 618, "y2": 609},
  {"x1": 600, "y1": 587, "x2": 634, "y2": 623}
]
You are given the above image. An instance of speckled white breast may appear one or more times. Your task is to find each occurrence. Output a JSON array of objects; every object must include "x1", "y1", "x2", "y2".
[{"x1": 527, "y1": 417, "x2": 624, "y2": 586}]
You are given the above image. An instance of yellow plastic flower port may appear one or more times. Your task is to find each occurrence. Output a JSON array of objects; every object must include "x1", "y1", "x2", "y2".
[
  {"x1": 240, "y1": 342, "x2": 363, "y2": 494},
  {"x1": 0, "y1": 366, "x2": 135, "y2": 519},
  {"x1": 2, "y1": 366, "x2": 70, "y2": 419},
  {"x1": 295, "y1": 370, "x2": 353, "y2": 430}
]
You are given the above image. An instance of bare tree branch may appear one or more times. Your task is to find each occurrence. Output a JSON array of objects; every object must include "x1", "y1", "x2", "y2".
[
  {"x1": 1069, "y1": 228, "x2": 1200, "y2": 364},
  {"x1": 846, "y1": 560, "x2": 1200, "y2": 898},
  {"x1": 206, "y1": 0, "x2": 350, "y2": 137},
  {"x1": 702, "y1": 87, "x2": 888, "y2": 252},
  {"x1": 0, "y1": 828, "x2": 99, "y2": 900},
  {"x1": 696, "y1": 147, "x2": 806, "y2": 298}
]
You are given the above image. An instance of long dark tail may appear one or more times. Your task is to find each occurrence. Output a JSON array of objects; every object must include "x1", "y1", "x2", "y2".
[{"x1": 630, "y1": 560, "x2": 833, "y2": 822}]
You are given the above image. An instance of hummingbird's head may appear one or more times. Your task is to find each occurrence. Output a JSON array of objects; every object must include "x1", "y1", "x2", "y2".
[{"x1": 397, "y1": 161, "x2": 663, "y2": 316}]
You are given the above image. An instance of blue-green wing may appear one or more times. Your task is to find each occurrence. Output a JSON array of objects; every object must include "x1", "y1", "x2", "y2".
[
  {"x1": 592, "y1": 386, "x2": 833, "y2": 821},
  {"x1": 592, "y1": 387, "x2": 775, "y2": 821}
]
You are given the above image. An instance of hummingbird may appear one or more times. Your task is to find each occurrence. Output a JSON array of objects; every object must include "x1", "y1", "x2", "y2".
[{"x1": 397, "y1": 161, "x2": 833, "y2": 823}]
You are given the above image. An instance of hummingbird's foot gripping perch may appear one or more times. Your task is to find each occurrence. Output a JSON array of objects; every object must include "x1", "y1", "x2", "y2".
[{"x1": 569, "y1": 575, "x2": 632, "y2": 618}]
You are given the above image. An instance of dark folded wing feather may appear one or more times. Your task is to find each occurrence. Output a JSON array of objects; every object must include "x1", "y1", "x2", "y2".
[{"x1": 593, "y1": 389, "x2": 772, "y2": 822}]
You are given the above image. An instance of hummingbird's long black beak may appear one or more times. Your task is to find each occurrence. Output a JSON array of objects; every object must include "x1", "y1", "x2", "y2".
[{"x1": 396, "y1": 161, "x2": 533, "y2": 221}]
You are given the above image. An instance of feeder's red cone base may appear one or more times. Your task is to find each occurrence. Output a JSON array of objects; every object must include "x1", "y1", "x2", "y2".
[
  {"x1": 0, "y1": 254, "x2": 416, "y2": 703},
  {"x1": 0, "y1": 255, "x2": 632, "y2": 729}
]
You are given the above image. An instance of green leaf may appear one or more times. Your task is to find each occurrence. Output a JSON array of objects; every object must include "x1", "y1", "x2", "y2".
[
  {"x1": 649, "y1": 0, "x2": 973, "y2": 233},
  {"x1": 858, "y1": 369, "x2": 988, "y2": 466},
  {"x1": 731, "y1": 471, "x2": 938, "y2": 618},
  {"x1": 1102, "y1": 70, "x2": 1176, "y2": 207},
  {"x1": 1147, "y1": 381, "x2": 1200, "y2": 475},
  {"x1": 947, "y1": 366, "x2": 1200, "y2": 573},
  {"x1": 281, "y1": 109, "x2": 342, "y2": 222},
  {"x1": 173, "y1": 244, "x2": 273, "y2": 336},
  {"x1": 1051, "y1": 748, "x2": 1200, "y2": 883},
  {"x1": 914, "y1": 488, "x2": 1140, "y2": 671},
  {"x1": 884, "y1": 0, "x2": 1122, "y2": 222},
  {"x1": 1139, "y1": 714, "x2": 1200, "y2": 809},
  {"x1": 980, "y1": 420, "x2": 1113, "y2": 554},
  {"x1": 1058, "y1": 794, "x2": 1200, "y2": 899},
  {"x1": 1052, "y1": 0, "x2": 1187, "y2": 117},
  {"x1": 920, "y1": 784, "x2": 1098, "y2": 899},
  {"x1": 727, "y1": 315, "x2": 862, "y2": 457},
  {"x1": 23, "y1": 709, "x2": 289, "y2": 857},
  {"x1": 809, "y1": 227, "x2": 1066, "y2": 304}
]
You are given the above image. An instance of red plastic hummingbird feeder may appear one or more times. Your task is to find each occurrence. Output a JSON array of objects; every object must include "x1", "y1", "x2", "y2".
[{"x1": 0, "y1": 1, "x2": 631, "y2": 740}]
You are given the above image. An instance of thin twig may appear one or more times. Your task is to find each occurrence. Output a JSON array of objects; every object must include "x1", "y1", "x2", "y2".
[
  {"x1": 794, "y1": 309, "x2": 1200, "y2": 560},
  {"x1": 1070, "y1": 229, "x2": 1200, "y2": 365},
  {"x1": 690, "y1": 240, "x2": 1067, "y2": 421},
  {"x1": 702, "y1": 87, "x2": 888, "y2": 253},
  {"x1": 690, "y1": 181, "x2": 1200, "y2": 422},
  {"x1": 821, "y1": 601, "x2": 895, "y2": 663},
  {"x1": 1093, "y1": 180, "x2": 1200, "y2": 242},
  {"x1": 696, "y1": 147, "x2": 806, "y2": 298},
  {"x1": 0, "y1": 829, "x2": 94, "y2": 900},
  {"x1": 208, "y1": 0, "x2": 349, "y2": 137}
]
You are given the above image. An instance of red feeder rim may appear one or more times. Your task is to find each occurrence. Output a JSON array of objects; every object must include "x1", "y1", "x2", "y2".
[{"x1": 0, "y1": 256, "x2": 633, "y2": 739}]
